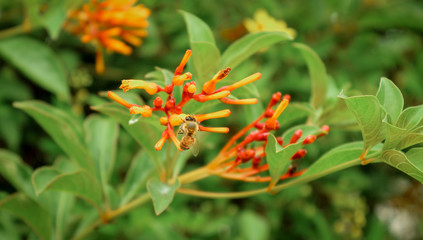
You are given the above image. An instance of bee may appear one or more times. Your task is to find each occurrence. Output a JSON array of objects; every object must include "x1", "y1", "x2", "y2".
[{"x1": 178, "y1": 114, "x2": 200, "y2": 156}]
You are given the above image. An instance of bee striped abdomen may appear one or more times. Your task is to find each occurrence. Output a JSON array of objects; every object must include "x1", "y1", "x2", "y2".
[{"x1": 180, "y1": 135, "x2": 195, "y2": 150}]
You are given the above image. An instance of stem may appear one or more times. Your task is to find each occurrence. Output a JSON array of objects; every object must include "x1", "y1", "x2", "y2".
[
  {"x1": 106, "y1": 193, "x2": 150, "y2": 219},
  {"x1": 165, "y1": 143, "x2": 172, "y2": 180},
  {"x1": 71, "y1": 219, "x2": 103, "y2": 240},
  {"x1": 0, "y1": 24, "x2": 27, "y2": 39},
  {"x1": 177, "y1": 188, "x2": 266, "y2": 198},
  {"x1": 178, "y1": 166, "x2": 210, "y2": 184},
  {"x1": 178, "y1": 154, "x2": 381, "y2": 199}
]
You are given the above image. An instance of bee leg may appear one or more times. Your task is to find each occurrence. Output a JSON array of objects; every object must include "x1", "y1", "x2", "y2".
[{"x1": 177, "y1": 126, "x2": 184, "y2": 134}]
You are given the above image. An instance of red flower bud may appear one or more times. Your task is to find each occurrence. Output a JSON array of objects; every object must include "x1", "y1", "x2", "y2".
[
  {"x1": 252, "y1": 156, "x2": 262, "y2": 169},
  {"x1": 256, "y1": 132, "x2": 269, "y2": 141},
  {"x1": 302, "y1": 135, "x2": 316, "y2": 145},
  {"x1": 289, "y1": 129, "x2": 303, "y2": 144},
  {"x1": 264, "y1": 108, "x2": 274, "y2": 118},
  {"x1": 254, "y1": 122, "x2": 265, "y2": 129},
  {"x1": 270, "y1": 92, "x2": 282, "y2": 106},
  {"x1": 283, "y1": 94, "x2": 291, "y2": 101},
  {"x1": 165, "y1": 97, "x2": 175, "y2": 111},
  {"x1": 291, "y1": 149, "x2": 307, "y2": 160},
  {"x1": 154, "y1": 96, "x2": 163, "y2": 108},
  {"x1": 164, "y1": 84, "x2": 173, "y2": 94},
  {"x1": 276, "y1": 137, "x2": 284, "y2": 146},
  {"x1": 317, "y1": 125, "x2": 330, "y2": 137}
]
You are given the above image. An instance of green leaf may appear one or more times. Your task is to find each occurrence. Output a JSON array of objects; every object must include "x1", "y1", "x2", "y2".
[
  {"x1": 180, "y1": 11, "x2": 220, "y2": 83},
  {"x1": 396, "y1": 105, "x2": 423, "y2": 130},
  {"x1": 0, "y1": 149, "x2": 36, "y2": 198},
  {"x1": 382, "y1": 149, "x2": 423, "y2": 183},
  {"x1": 84, "y1": 114, "x2": 119, "y2": 186},
  {"x1": 383, "y1": 122, "x2": 407, "y2": 150},
  {"x1": 92, "y1": 103, "x2": 163, "y2": 171},
  {"x1": 338, "y1": 92, "x2": 386, "y2": 158},
  {"x1": 0, "y1": 210, "x2": 21, "y2": 240},
  {"x1": 32, "y1": 168, "x2": 103, "y2": 209},
  {"x1": 239, "y1": 211, "x2": 269, "y2": 240},
  {"x1": 14, "y1": 101, "x2": 95, "y2": 174},
  {"x1": 0, "y1": 193, "x2": 52, "y2": 240},
  {"x1": 191, "y1": 42, "x2": 221, "y2": 83},
  {"x1": 55, "y1": 193, "x2": 74, "y2": 240},
  {"x1": 278, "y1": 102, "x2": 313, "y2": 126},
  {"x1": 301, "y1": 142, "x2": 373, "y2": 178},
  {"x1": 41, "y1": 0, "x2": 67, "y2": 39},
  {"x1": 147, "y1": 179, "x2": 180, "y2": 215},
  {"x1": 397, "y1": 129, "x2": 423, "y2": 150},
  {"x1": 179, "y1": 11, "x2": 215, "y2": 43},
  {"x1": 266, "y1": 134, "x2": 301, "y2": 188},
  {"x1": 0, "y1": 36, "x2": 69, "y2": 100},
  {"x1": 293, "y1": 43, "x2": 328, "y2": 109},
  {"x1": 120, "y1": 152, "x2": 154, "y2": 206},
  {"x1": 376, "y1": 77, "x2": 404, "y2": 123},
  {"x1": 219, "y1": 31, "x2": 293, "y2": 69}
]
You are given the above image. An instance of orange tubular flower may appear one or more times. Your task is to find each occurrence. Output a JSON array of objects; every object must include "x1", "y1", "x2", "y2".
[
  {"x1": 65, "y1": 0, "x2": 150, "y2": 74},
  {"x1": 107, "y1": 49, "x2": 261, "y2": 153},
  {"x1": 207, "y1": 92, "x2": 330, "y2": 190}
]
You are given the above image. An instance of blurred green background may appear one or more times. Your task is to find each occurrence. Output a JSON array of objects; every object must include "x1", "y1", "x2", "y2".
[{"x1": 1, "y1": 0, "x2": 423, "y2": 239}]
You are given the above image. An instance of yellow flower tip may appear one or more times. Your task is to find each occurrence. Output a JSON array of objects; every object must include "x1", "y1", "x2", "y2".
[
  {"x1": 169, "y1": 114, "x2": 186, "y2": 126},
  {"x1": 101, "y1": 37, "x2": 132, "y2": 55},
  {"x1": 172, "y1": 72, "x2": 193, "y2": 86},
  {"x1": 129, "y1": 105, "x2": 152, "y2": 117},
  {"x1": 199, "y1": 126, "x2": 229, "y2": 133},
  {"x1": 202, "y1": 68, "x2": 232, "y2": 94},
  {"x1": 265, "y1": 98, "x2": 289, "y2": 129},
  {"x1": 220, "y1": 98, "x2": 258, "y2": 105},
  {"x1": 187, "y1": 84, "x2": 197, "y2": 94},
  {"x1": 160, "y1": 116, "x2": 168, "y2": 125},
  {"x1": 226, "y1": 73, "x2": 261, "y2": 91},
  {"x1": 195, "y1": 90, "x2": 231, "y2": 102},
  {"x1": 108, "y1": 91, "x2": 133, "y2": 108},
  {"x1": 195, "y1": 109, "x2": 231, "y2": 122},
  {"x1": 121, "y1": 32, "x2": 142, "y2": 46},
  {"x1": 119, "y1": 80, "x2": 158, "y2": 94},
  {"x1": 81, "y1": 34, "x2": 94, "y2": 43},
  {"x1": 174, "y1": 49, "x2": 192, "y2": 76}
]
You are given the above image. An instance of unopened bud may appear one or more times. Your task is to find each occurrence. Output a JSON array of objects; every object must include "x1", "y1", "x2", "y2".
[
  {"x1": 264, "y1": 108, "x2": 274, "y2": 118},
  {"x1": 276, "y1": 137, "x2": 284, "y2": 146},
  {"x1": 289, "y1": 129, "x2": 303, "y2": 144},
  {"x1": 154, "y1": 97, "x2": 163, "y2": 108},
  {"x1": 302, "y1": 135, "x2": 316, "y2": 145},
  {"x1": 291, "y1": 149, "x2": 307, "y2": 160}
]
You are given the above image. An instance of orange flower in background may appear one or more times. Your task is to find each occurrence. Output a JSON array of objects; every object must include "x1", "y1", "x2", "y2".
[
  {"x1": 66, "y1": 0, "x2": 150, "y2": 74},
  {"x1": 244, "y1": 9, "x2": 297, "y2": 38},
  {"x1": 108, "y1": 49, "x2": 261, "y2": 152}
]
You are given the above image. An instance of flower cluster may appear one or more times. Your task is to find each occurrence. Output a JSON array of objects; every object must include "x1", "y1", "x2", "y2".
[
  {"x1": 65, "y1": 0, "x2": 150, "y2": 74},
  {"x1": 244, "y1": 9, "x2": 297, "y2": 38},
  {"x1": 209, "y1": 92, "x2": 329, "y2": 183},
  {"x1": 108, "y1": 49, "x2": 262, "y2": 151}
]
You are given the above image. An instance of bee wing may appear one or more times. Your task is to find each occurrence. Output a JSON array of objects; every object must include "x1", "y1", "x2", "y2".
[
  {"x1": 190, "y1": 134, "x2": 200, "y2": 157},
  {"x1": 177, "y1": 124, "x2": 184, "y2": 134}
]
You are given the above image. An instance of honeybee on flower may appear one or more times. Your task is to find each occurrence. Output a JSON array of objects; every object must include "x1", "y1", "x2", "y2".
[
  {"x1": 178, "y1": 114, "x2": 200, "y2": 156},
  {"x1": 108, "y1": 49, "x2": 262, "y2": 152}
]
